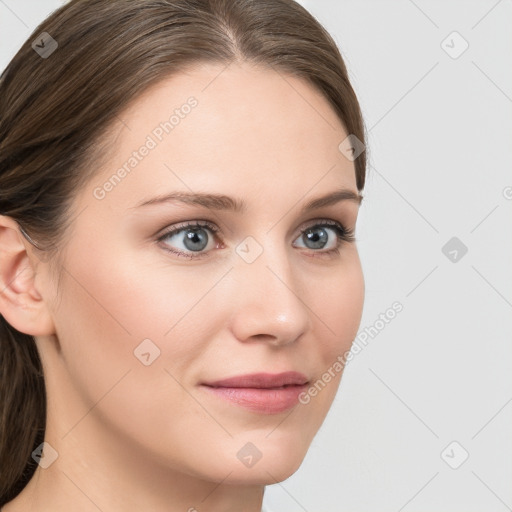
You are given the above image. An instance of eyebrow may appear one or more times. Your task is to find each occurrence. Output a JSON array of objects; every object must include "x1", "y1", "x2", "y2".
[{"x1": 133, "y1": 188, "x2": 362, "y2": 213}]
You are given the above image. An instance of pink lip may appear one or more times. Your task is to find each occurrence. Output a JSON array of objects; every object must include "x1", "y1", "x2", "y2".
[{"x1": 201, "y1": 372, "x2": 309, "y2": 414}]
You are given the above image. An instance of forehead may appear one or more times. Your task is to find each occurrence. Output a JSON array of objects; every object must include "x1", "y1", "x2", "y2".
[{"x1": 79, "y1": 61, "x2": 357, "y2": 213}]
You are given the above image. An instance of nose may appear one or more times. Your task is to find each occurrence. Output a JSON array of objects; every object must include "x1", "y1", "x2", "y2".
[{"x1": 228, "y1": 245, "x2": 312, "y2": 348}]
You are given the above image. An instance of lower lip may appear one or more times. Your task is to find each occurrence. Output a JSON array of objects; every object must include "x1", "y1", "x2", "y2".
[{"x1": 201, "y1": 385, "x2": 308, "y2": 414}]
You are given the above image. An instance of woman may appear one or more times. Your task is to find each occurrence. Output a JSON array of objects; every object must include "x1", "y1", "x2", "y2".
[{"x1": 0, "y1": 0, "x2": 367, "y2": 510}]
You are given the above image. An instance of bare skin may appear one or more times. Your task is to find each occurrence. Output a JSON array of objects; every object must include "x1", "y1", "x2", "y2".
[{"x1": 0, "y1": 60, "x2": 364, "y2": 512}]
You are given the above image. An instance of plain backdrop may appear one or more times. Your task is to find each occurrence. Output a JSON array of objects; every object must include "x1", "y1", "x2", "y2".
[{"x1": 1, "y1": 1, "x2": 511, "y2": 511}]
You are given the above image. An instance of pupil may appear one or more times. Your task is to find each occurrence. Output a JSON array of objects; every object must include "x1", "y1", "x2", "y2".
[
  {"x1": 305, "y1": 227, "x2": 327, "y2": 249},
  {"x1": 184, "y1": 228, "x2": 208, "y2": 251}
]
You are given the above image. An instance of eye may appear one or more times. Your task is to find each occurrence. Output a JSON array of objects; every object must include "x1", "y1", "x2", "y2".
[
  {"x1": 157, "y1": 220, "x2": 220, "y2": 259},
  {"x1": 156, "y1": 219, "x2": 355, "y2": 260},
  {"x1": 293, "y1": 220, "x2": 355, "y2": 257}
]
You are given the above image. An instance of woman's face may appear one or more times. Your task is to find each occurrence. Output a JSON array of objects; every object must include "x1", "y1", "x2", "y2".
[{"x1": 37, "y1": 61, "x2": 364, "y2": 485}]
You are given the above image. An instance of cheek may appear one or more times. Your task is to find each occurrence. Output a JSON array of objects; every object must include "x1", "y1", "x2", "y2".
[
  {"x1": 51, "y1": 241, "x2": 232, "y2": 417},
  {"x1": 311, "y1": 254, "x2": 365, "y2": 360},
  {"x1": 61, "y1": 237, "x2": 221, "y2": 344},
  {"x1": 49, "y1": 252, "x2": 219, "y2": 452},
  {"x1": 290, "y1": 254, "x2": 364, "y2": 422}
]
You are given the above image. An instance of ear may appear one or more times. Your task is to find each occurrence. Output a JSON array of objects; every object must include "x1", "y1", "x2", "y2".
[{"x1": 0, "y1": 215, "x2": 55, "y2": 336}]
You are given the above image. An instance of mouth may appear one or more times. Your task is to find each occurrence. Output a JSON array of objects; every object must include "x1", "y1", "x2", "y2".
[{"x1": 200, "y1": 372, "x2": 309, "y2": 414}]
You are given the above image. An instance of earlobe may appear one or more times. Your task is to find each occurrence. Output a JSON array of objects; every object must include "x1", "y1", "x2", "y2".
[{"x1": 0, "y1": 215, "x2": 55, "y2": 336}]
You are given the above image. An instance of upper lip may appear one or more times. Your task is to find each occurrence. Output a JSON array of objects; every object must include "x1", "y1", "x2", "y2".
[{"x1": 202, "y1": 371, "x2": 309, "y2": 389}]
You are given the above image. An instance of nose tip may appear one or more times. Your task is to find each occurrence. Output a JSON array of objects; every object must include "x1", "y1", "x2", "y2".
[
  {"x1": 229, "y1": 262, "x2": 312, "y2": 347},
  {"x1": 245, "y1": 314, "x2": 302, "y2": 347}
]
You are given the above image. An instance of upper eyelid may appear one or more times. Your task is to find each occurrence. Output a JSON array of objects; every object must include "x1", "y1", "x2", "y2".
[{"x1": 157, "y1": 220, "x2": 219, "y2": 236}]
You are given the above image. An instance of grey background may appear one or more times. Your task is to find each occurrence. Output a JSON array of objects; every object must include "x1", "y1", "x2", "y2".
[{"x1": 1, "y1": 1, "x2": 511, "y2": 511}]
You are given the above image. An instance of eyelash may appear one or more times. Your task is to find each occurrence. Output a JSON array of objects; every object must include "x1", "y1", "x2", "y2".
[{"x1": 156, "y1": 219, "x2": 356, "y2": 260}]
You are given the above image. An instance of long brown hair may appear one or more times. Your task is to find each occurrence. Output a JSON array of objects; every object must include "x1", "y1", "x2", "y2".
[{"x1": 0, "y1": 0, "x2": 367, "y2": 504}]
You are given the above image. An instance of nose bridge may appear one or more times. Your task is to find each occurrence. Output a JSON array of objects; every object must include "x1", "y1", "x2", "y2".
[{"x1": 229, "y1": 233, "x2": 312, "y2": 345}]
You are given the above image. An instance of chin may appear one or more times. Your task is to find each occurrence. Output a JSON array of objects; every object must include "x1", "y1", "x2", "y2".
[
  {"x1": 209, "y1": 432, "x2": 311, "y2": 486},
  {"x1": 222, "y1": 455, "x2": 306, "y2": 486}
]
